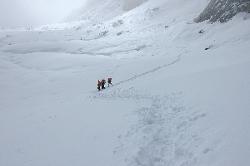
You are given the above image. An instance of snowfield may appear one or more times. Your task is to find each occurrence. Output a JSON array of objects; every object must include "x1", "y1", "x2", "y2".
[{"x1": 0, "y1": 0, "x2": 250, "y2": 166}]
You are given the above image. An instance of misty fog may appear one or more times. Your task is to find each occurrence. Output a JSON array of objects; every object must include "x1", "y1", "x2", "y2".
[
  {"x1": 0, "y1": 0, "x2": 146, "y2": 28},
  {"x1": 0, "y1": 0, "x2": 86, "y2": 28},
  {"x1": 123, "y1": 0, "x2": 146, "y2": 10}
]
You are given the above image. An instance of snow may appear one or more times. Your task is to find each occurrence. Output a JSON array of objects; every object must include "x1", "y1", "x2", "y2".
[{"x1": 0, "y1": 0, "x2": 250, "y2": 166}]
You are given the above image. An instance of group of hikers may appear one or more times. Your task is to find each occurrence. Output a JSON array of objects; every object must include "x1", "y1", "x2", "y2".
[{"x1": 97, "y1": 78, "x2": 113, "y2": 91}]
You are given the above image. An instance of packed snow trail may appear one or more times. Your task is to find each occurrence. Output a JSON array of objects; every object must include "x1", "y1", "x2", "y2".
[{"x1": 101, "y1": 54, "x2": 182, "y2": 91}]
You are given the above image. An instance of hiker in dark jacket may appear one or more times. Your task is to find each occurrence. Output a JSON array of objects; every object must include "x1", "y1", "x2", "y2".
[
  {"x1": 108, "y1": 78, "x2": 113, "y2": 87},
  {"x1": 101, "y1": 79, "x2": 106, "y2": 89},
  {"x1": 97, "y1": 80, "x2": 101, "y2": 91}
]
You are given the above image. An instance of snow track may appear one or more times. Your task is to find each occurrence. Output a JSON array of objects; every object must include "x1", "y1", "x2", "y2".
[{"x1": 107, "y1": 54, "x2": 182, "y2": 89}]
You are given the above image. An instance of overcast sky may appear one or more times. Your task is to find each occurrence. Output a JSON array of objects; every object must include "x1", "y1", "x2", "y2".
[{"x1": 0, "y1": 0, "x2": 86, "y2": 28}]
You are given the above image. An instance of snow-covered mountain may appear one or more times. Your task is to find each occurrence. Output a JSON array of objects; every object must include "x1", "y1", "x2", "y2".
[
  {"x1": 66, "y1": 0, "x2": 124, "y2": 23},
  {"x1": 66, "y1": 0, "x2": 147, "y2": 25},
  {"x1": 0, "y1": 0, "x2": 250, "y2": 166}
]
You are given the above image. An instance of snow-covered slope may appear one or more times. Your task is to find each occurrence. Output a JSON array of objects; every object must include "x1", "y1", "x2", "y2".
[
  {"x1": 67, "y1": 0, "x2": 147, "y2": 23},
  {"x1": 66, "y1": 0, "x2": 124, "y2": 24},
  {"x1": 0, "y1": 0, "x2": 250, "y2": 166}
]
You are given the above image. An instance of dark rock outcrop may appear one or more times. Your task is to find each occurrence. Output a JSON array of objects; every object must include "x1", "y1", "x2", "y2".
[{"x1": 195, "y1": 0, "x2": 250, "y2": 23}]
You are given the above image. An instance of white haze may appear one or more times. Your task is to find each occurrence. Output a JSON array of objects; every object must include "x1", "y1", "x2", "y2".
[
  {"x1": 123, "y1": 0, "x2": 146, "y2": 10},
  {"x1": 0, "y1": 0, "x2": 86, "y2": 28},
  {"x1": 0, "y1": 0, "x2": 146, "y2": 28}
]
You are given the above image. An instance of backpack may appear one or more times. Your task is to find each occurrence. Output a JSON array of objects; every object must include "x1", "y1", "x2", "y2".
[{"x1": 97, "y1": 80, "x2": 101, "y2": 86}]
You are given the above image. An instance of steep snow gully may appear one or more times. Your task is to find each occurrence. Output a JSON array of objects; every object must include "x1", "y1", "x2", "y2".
[{"x1": 1, "y1": 0, "x2": 250, "y2": 166}]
